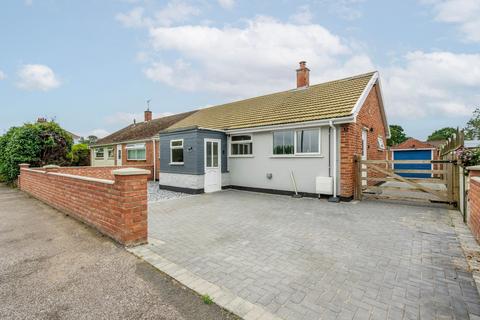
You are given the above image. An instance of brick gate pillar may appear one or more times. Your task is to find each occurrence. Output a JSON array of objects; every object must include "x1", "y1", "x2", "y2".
[{"x1": 112, "y1": 168, "x2": 150, "y2": 246}]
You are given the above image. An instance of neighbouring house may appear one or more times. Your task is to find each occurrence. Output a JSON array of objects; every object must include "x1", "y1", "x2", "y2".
[
  {"x1": 36, "y1": 117, "x2": 81, "y2": 144},
  {"x1": 158, "y1": 62, "x2": 390, "y2": 200},
  {"x1": 390, "y1": 138, "x2": 438, "y2": 178},
  {"x1": 90, "y1": 110, "x2": 195, "y2": 180}
]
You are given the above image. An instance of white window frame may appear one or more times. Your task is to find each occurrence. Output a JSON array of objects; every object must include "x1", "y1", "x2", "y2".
[
  {"x1": 94, "y1": 147, "x2": 105, "y2": 160},
  {"x1": 294, "y1": 128, "x2": 321, "y2": 156},
  {"x1": 271, "y1": 128, "x2": 322, "y2": 157},
  {"x1": 229, "y1": 135, "x2": 253, "y2": 157},
  {"x1": 170, "y1": 139, "x2": 184, "y2": 165},
  {"x1": 126, "y1": 143, "x2": 146, "y2": 161},
  {"x1": 106, "y1": 147, "x2": 115, "y2": 160},
  {"x1": 377, "y1": 135, "x2": 385, "y2": 151}
]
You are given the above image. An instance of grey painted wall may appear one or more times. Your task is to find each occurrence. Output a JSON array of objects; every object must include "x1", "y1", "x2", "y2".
[
  {"x1": 159, "y1": 128, "x2": 227, "y2": 175},
  {"x1": 227, "y1": 126, "x2": 332, "y2": 194}
]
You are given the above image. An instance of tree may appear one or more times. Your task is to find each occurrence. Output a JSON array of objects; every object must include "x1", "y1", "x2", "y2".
[
  {"x1": 0, "y1": 121, "x2": 73, "y2": 184},
  {"x1": 465, "y1": 107, "x2": 480, "y2": 140},
  {"x1": 67, "y1": 143, "x2": 90, "y2": 166},
  {"x1": 79, "y1": 135, "x2": 98, "y2": 145},
  {"x1": 387, "y1": 125, "x2": 407, "y2": 147},
  {"x1": 427, "y1": 127, "x2": 456, "y2": 141}
]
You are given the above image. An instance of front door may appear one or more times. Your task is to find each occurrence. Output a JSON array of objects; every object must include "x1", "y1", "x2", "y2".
[
  {"x1": 204, "y1": 139, "x2": 221, "y2": 193},
  {"x1": 116, "y1": 144, "x2": 122, "y2": 166}
]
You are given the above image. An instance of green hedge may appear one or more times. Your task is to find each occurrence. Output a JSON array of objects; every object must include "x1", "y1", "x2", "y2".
[{"x1": 0, "y1": 121, "x2": 73, "y2": 184}]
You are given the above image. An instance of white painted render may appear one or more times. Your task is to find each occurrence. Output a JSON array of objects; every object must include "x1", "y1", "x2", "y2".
[
  {"x1": 227, "y1": 126, "x2": 332, "y2": 194},
  {"x1": 159, "y1": 172, "x2": 230, "y2": 190}
]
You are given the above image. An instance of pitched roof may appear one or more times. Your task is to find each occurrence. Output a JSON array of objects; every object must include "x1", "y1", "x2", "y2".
[
  {"x1": 93, "y1": 111, "x2": 196, "y2": 146},
  {"x1": 167, "y1": 72, "x2": 377, "y2": 131},
  {"x1": 391, "y1": 138, "x2": 436, "y2": 150}
]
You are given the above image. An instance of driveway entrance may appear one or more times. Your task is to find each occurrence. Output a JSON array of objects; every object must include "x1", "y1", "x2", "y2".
[{"x1": 143, "y1": 190, "x2": 480, "y2": 319}]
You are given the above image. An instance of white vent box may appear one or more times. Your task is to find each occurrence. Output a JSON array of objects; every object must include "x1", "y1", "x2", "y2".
[{"x1": 316, "y1": 176, "x2": 333, "y2": 195}]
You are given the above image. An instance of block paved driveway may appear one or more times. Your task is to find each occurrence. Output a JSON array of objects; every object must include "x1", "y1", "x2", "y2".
[{"x1": 147, "y1": 190, "x2": 480, "y2": 320}]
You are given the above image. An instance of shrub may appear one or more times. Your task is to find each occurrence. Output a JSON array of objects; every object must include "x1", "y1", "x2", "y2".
[
  {"x1": 457, "y1": 147, "x2": 480, "y2": 167},
  {"x1": 67, "y1": 143, "x2": 90, "y2": 166},
  {"x1": 0, "y1": 121, "x2": 73, "y2": 184}
]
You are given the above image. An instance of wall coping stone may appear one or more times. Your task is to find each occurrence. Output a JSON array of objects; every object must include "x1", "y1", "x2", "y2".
[
  {"x1": 467, "y1": 165, "x2": 480, "y2": 171},
  {"x1": 113, "y1": 167, "x2": 151, "y2": 176},
  {"x1": 43, "y1": 164, "x2": 61, "y2": 169}
]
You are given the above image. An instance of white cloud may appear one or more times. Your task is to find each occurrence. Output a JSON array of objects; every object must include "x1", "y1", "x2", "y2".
[
  {"x1": 144, "y1": 16, "x2": 374, "y2": 98},
  {"x1": 289, "y1": 5, "x2": 313, "y2": 25},
  {"x1": 116, "y1": 1, "x2": 199, "y2": 28},
  {"x1": 319, "y1": 0, "x2": 365, "y2": 20},
  {"x1": 382, "y1": 51, "x2": 480, "y2": 118},
  {"x1": 105, "y1": 111, "x2": 174, "y2": 126},
  {"x1": 24, "y1": 0, "x2": 33, "y2": 6},
  {"x1": 0, "y1": 70, "x2": 6, "y2": 80},
  {"x1": 89, "y1": 129, "x2": 110, "y2": 138},
  {"x1": 16, "y1": 64, "x2": 61, "y2": 91},
  {"x1": 422, "y1": 0, "x2": 480, "y2": 42},
  {"x1": 218, "y1": 0, "x2": 235, "y2": 9}
]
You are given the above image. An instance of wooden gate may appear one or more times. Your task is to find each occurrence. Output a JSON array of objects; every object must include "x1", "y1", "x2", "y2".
[{"x1": 354, "y1": 155, "x2": 458, "y2": 205}]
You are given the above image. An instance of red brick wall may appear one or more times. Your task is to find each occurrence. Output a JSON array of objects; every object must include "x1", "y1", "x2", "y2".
[
  {"x1": 340, "y1": 84, "x2": 387, "y2": 198},
  {"x1": 469, "y1": 176, "x2": 480, "y2": 243},
  {"x1": 18, "y1": 164, "x2": 149, "y2": 246}
]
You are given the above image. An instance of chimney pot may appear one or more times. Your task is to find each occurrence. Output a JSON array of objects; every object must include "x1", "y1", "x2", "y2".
[
  {"x1": 144, "y1": 109, "x2": 152, "y2": 122},
  {"x1": 296, "y1": 61, "x2": 310, "y2": 88}
]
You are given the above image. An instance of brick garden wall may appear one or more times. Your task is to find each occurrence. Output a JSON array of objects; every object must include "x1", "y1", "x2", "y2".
[
  {"x1": 18, "y1": 164, "x2": 149, "y2": 246},
  {"x1": 468, "y1": 176, "x2": 480, "y2": 243},
  {"x1": 339, "y1": 84, "x2": 388, "y2": 198}
]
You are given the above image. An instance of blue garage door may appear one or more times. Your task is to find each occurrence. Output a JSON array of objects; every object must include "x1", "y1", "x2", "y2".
[{"x1": 393, "y1": 150, "x2": 432, "y2": 178}]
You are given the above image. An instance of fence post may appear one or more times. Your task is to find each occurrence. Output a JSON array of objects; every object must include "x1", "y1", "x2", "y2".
[{"x1": 354, "y1": 155, "x2": 362, "y2": 200}]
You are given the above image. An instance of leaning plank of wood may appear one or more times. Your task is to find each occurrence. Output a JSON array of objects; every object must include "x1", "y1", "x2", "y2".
[{"x1": 368, "y1": 164, "x2": 447, "y2": 200}]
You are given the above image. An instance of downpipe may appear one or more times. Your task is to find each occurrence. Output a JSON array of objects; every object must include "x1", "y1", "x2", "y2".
[{"x1": 328, "y1": 120, "x2": 340, "y2": 202}]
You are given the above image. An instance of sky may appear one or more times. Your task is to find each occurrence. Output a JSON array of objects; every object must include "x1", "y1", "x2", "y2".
[{"x1": 0, "y1": 0, "x2": 479, "y2": 140}]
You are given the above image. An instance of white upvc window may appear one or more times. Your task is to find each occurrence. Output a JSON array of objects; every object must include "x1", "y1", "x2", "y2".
[
  {"x1": 377, "y1": 135, "x2": 385, "y2": 150},
  {"x1": 107, "y1": 147, "x2": 115, "y2": 160},
  {"x1": 94, "y1": 148, "x2": 105, "y2": 160},
  {"x1": 170, "y1": 139, "x2": 184, "y2": 164},
  {"x1": 126, "y1": 143, "x2": 146, "y2": 160},
  {"x1": 295, "y1": 129, "x2": 320, "y2": 154},
  {"x1": 230, "y1": 135, "x2": 253, "y2": 156},
  {"x1": 272, "y1": 128, "x2": 321, "y2": 156}
]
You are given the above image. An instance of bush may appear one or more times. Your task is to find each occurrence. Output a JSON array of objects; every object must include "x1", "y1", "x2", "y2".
[
  {"x1": 457, "y1": 147, "x2": 480, "y2": 167},
  {"x1": 67, "y1": 143, "x2": 90, "y2": 166},
  {"x1": 0, "y1": 121, "x2": 73, "y2": 184}
]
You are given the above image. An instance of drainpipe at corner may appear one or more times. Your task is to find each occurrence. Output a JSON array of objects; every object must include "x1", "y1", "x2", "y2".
[
  {"x1": 329, "y1": 120, "x2": 339, "y2": 201},
  {"x1": 152, "y1": 138, "x2": 156, "y2": 181}
]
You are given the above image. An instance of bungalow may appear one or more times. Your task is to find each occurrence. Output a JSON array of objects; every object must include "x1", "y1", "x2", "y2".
[
  {"x1": 158, "y1": 62, "x2": 390, "y2": 200},
  {"x1": 90, "y1": 111, "x2": 195, "y2": 180}
]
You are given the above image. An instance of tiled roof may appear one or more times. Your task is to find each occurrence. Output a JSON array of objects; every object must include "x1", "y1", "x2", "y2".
[
  {"x1": 93, "y1": 111, "x2": 196, "y2": 146},
  {"x1": 167, "y1": 72, "x2": 376, "y2": 131},
  {"x1": 391, "y1": 138, "x2": 436, "y2": 150}
]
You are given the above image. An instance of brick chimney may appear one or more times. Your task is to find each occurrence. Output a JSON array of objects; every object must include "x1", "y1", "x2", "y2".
[
  {"x1": 296, "y1": 61, "x2": 310, "y2": 88},
  {"x1": 144, "y1": 109, "x2": 152, "y2": 122},
  {"x1": 37, "y1": 117, "x2": 47, "y2": 123}
]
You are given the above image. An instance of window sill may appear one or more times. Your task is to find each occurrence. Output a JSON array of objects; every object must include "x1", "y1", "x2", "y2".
[
  {"x1": 126, "y1": 159, "x2": 146, "y2": 161},
  {"x1": 270, "y1": 154, "x2": 324, "y2": 158},
  {"x1": 169, "y1": 162, "x2": 184, "y2": 166},
  {"x1": 228, "y1": 155, "x2": 254, "y2": 158}
]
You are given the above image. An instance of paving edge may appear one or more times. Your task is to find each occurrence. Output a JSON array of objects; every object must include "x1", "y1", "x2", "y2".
[
  {"x1": 127, "y1": 243, "x2": 284, "y2": 320},
  {"x1": 448, "y1": 209, "x2": 480, "y2": 294}
]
